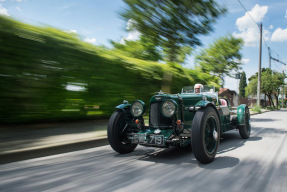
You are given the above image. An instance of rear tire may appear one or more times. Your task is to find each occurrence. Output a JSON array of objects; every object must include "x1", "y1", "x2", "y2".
[
  {"x1": 107, "y1": 110, "x2": 137, "y2": 154},
  {"x1": 192, "y1": 107, "x2": 220, "y2": 164},
  {"x1": 239, "y1": 107, "x2": 251, "y2": 139}
]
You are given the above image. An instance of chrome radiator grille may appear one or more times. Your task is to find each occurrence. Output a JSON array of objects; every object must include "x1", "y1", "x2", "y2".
[{"x1": 150, "y1": 102, "x2": 172, "y2": 128}]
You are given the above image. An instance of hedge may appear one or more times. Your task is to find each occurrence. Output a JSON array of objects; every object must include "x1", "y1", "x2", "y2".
[{"x1": 0, "y1": 16, "x2": 219, "y2": 124}]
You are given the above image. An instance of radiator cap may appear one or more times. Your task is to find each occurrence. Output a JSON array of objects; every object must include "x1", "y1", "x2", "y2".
[{"x1": 154, "y1": 129, "x2": 161, "y2": 134}]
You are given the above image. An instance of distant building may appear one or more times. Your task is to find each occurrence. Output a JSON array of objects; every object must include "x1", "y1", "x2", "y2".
[{"x1": 219, "y1": 88, "x2": 238, "y2": 107}]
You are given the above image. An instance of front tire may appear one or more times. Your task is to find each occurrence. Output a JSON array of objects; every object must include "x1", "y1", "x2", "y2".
[
  {"x1": 107, "y1": 110, "x2": 137, "y2": 154},
  {"x1": 191, "y1": 107, "x2": 220, "y2": 164},
  {"x1": 239, "y1": 107, "x2": 251, "y2": 139}
]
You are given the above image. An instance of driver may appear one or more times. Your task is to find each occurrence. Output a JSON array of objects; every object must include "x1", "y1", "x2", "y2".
[{"x1": 194, "y1": 84, "x2": 203, "y2": 93}]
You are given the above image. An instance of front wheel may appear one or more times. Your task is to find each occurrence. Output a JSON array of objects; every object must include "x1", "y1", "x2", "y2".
[
  {"x1": 107, "y1": 110, "x2": 137, "y2": 154},
  {"x1": 191, "y1": 107, "x2": 220, "y2": 164}
]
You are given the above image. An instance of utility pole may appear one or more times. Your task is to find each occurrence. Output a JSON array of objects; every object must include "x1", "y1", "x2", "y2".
[
  {"x1": 283, "y1": 70, "x2": 285, "y2": 108},
  {"x1": 257, "y1": 23, "x2": 262, "y2": 106}
]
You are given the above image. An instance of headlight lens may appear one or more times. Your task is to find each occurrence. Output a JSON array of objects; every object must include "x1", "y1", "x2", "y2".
[
  {"x1": 161, "y1": 100, "x2": 177, "y2": 117},
  {"x1": 131, "y1": 100, "x2": 145, "y2": 117}
]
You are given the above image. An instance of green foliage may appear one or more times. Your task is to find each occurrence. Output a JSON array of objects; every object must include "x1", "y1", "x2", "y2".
[
  {"x1": 121, "y1": 0, "x2": 226, "y2": 62},
  {"x1": 245, "y1": 68, "x2": 285, "y2": 108},
  {"x1": 163, "y1": 46, "x2": 193, "y2": 65},
  {"x1": 195, "y1": 35, "x2": 244, "y2": 87},
  {"x1": 111, "y1": 35, "x2": 162, "y2": 61},
  {"x1": 251, "y1": 104, "x2": 262, "y2": 114},
  {"x1": 239, "y1": 72, "x2": 247, "y2": 97},
  {"x1": 248, "y1": 68, "x2": 268, "y2": 81},
  {"x1": 245, "y1": 77, "x2": 257, "y2": 97},
  {"x1": 0, "y1": 16, "x2": 219, "y2": 124}
]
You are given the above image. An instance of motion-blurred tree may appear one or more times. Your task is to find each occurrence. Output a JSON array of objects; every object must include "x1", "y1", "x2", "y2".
[
  {"x1": 239, "y1": 71, "x2": 247, "y2": 97},
  {"x1": 195, "y1": 35, "x2": 243, "y2": 87},
  {"x1": 120, "y1": 0, "x2": 226, "y2": 63},
  {"x1": 111, "y1": 35, "x2": 162, "y2": 61}
]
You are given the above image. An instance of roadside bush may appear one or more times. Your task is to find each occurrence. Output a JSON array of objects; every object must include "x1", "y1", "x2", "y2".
[{"x1": 251, "y1": 104, "x2": 262, "y2": 114}]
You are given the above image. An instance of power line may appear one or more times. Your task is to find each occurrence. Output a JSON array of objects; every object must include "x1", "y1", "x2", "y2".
[
  {"x1": 237, "y1": 0, "x2": 286, "y2": 69},
  {"x1": 271, "y1": 49, "x2": 282, "y2": 61},
  {"x1": 237, "y1": 0, "x2": 269, "y2": 50},
  {"x1": 273, "y1": 62, "x2": 281, "y2": 71},
  {"x1": 262, "y1": 35, "x2": 269, "y2": 49},
  {"x1": 237, "y1": 0, "x2": 259, "y2": 27}
]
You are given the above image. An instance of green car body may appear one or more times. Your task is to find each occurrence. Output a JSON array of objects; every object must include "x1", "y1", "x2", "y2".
[{"x1": 108, "y1": 86, "x2": 251, "y2": 164}]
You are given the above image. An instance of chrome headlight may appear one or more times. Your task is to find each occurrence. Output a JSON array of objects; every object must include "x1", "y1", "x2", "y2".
[
  {"x1": 131, "y1": 100, "x2": 146, "y2": 117},
  {"x1": 161, "y1": 100, "x2": 177, "y2": 117}
]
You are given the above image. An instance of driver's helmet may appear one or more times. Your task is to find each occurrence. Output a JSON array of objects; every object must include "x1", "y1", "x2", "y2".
[{"x1": 194, "y1": 84, "x2": 203, "y2": 93}]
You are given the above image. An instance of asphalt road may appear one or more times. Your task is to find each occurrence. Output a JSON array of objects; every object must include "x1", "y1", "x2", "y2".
[{"x1": 0, "y1": 110, "x2": 286, "y2": 192}]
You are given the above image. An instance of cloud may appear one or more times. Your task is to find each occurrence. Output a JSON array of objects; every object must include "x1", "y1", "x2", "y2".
[
  {"x1": 285, "y1": 10, "x2": 287, "y2": 18},
  {"x1": 120, "y1": 19, "x2": 141, "y2": 44},
  {"x1": 233, "y1": 4, "x2": 269, "y2": 46},
  {"x1": 269, "y1": 25, "x2": 273, "y2": 29},
  {"x1": 84, "y1": 37, "x2": 96, "y2": 44},
  {"x1": 271, "y1": 28, "x2": 287, "y2": 42},
  {"x1": 126, "y1": 19, "x2": 136, "y2": 30},
  {"x1": 15, "y1": 0, "x2": 24, "y2": 2},
  {"x1": 241, "y1": 58, "x2": 250, "y2": 64},
  {"x1": 120, "y1": 30, "x2": 141, "y2": 44},
  {"x1": 66, "y1": 29, "x2": 77, "y2": 34},
  {"x1": 16, "y1": 6, "x2": 21, "y2": 11},
  {"x1": 0, "y1": 4, "x2": 9, "y2": 16}
]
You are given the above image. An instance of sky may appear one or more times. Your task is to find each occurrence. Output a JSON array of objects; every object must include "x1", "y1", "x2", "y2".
[{"x1": 0, "y1": 0, "x2": 287, "y2": 92}]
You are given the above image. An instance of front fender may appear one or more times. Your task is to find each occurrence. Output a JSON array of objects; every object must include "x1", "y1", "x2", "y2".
[
  {"x1": 194, "y1": 100, "x2": 221, "y2": 134},
  {"x1": 115, "y1": 103, "x2": 131, "y2": 110},
  {"x1": 195, "y1": 100, "x2": 212, "y2": 108},
  {"x1": 237, "y1": 104, "x2": 247, "y2": 125},
  {"x1": 115, "y1": 103, "x2": 131, "y2": 121},
  {"x1": 195, "y1": 101, "x2": 220, "y2": 119}
]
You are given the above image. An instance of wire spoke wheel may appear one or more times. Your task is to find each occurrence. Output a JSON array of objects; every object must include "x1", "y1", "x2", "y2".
[
  {"x1": 118, "y1": 118, "x2": 131, "y2": 144},
  {"x1": 108, "y1": 110, "x2": 137, "y2": 154},
  {"x1": 204, "y1": 117, "x2": 218, "y2": 154},
  {"x1": 192, "y1": 107, "x2": 220, "y2": 164}
]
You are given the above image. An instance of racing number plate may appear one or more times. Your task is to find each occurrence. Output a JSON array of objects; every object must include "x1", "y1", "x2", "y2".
[
  {"x1": 133, "y1": 134, "x2": 164, "y2": 146},
  {"x1": 149, "y1": 135, "x2": 164, "y2": 145}
]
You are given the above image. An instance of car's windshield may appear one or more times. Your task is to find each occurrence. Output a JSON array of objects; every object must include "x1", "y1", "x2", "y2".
[{"x1": 181, "y1": 85, "x2": 215, "y2": 94}]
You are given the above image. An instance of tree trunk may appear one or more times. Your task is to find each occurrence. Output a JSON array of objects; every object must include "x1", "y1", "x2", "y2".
[
  {"x1": 161, "y1": 41, "x2": 177, "y2": 94},
  {"x1": 264, "y1": 94, "x2": 267, "y2": 107},
  {"x1": 268, "y1": 94, "x2": 275, "y2": 108},
  {"x1": 274, "y1": 93, "x2": 279, "y2": 109}
]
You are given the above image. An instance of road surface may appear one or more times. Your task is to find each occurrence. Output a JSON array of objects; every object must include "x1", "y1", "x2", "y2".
[{"x1": 0, "y1": 110, "x2": 286, "y2": 192}]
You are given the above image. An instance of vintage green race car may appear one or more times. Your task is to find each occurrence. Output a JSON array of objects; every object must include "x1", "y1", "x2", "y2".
[{"x1": 107, "y1": 85, "x2": 251, "y2": 164}]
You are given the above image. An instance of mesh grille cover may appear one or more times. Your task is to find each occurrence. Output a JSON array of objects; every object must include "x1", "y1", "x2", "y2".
[{"x1": 150, "y1": 102, "x2": 172, "y2": 128}]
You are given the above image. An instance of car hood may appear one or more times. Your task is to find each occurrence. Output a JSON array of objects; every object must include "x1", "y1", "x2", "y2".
[{"x1": 150, "y1": 94, "x2": 206, "y2": 104}]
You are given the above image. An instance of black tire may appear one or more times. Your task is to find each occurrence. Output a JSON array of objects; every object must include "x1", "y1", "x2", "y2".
[
  {"x1": 191, "y1": 107, "x2": 220, "y2": 164},
  {"x1": 239, "y1": 107, "x2": 251, "y2": 139},
  {"x1": 107, "y1": 110, "x2": 137, "y2": 154}
]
